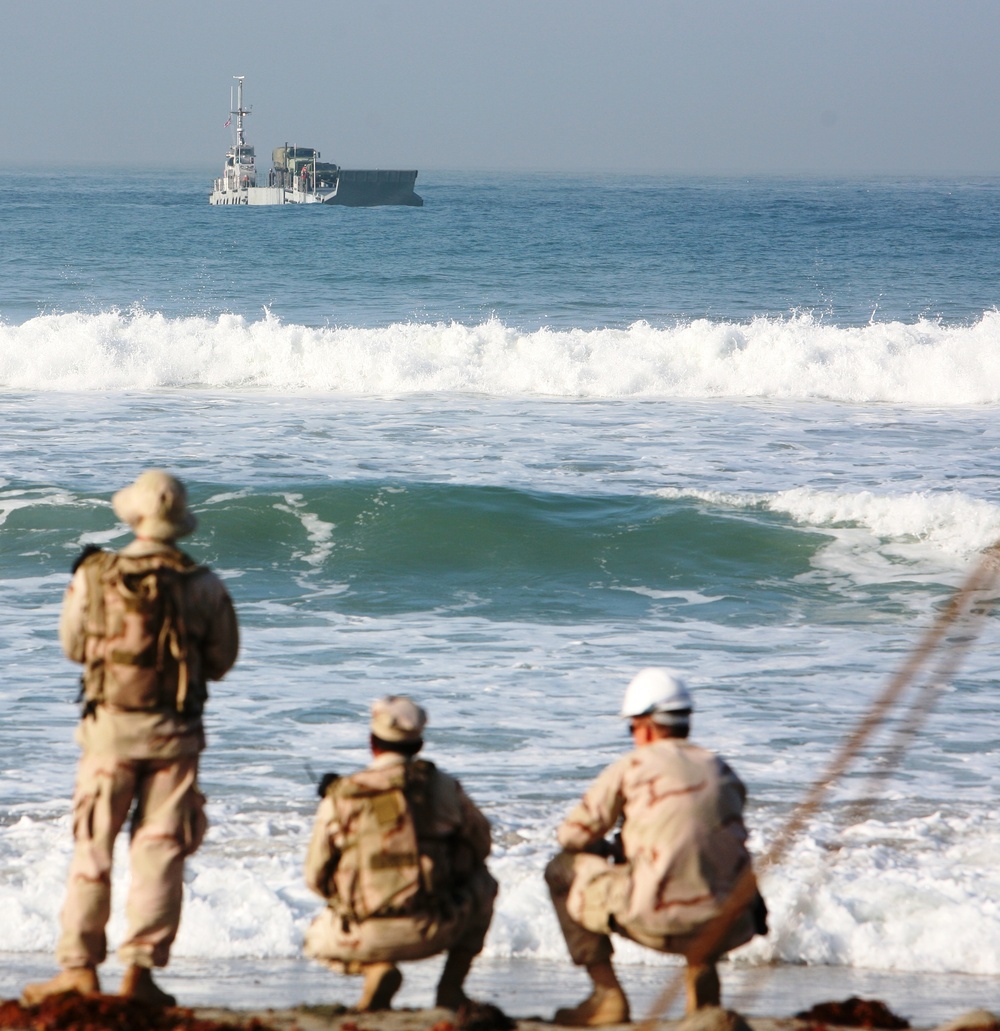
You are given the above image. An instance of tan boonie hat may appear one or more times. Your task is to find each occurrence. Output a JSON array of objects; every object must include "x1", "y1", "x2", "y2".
[
  {"x1": 112, "y1": 469, "x2": 197, "y2": 541},
  {"x1": 371, "y1": 695, "x2": 427, "y2": 743}
]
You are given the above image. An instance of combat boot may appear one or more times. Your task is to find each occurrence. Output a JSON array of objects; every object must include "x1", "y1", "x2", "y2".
[
  {"x1": 435, "y1": 949, "x2": 476, "y2": 1009},
  {"x1": 119, "y1": 965, "x2": 176, "y2": 1008},
  {"x1": 553, "y1": 962, "x2": 630, "y2": 1027},
  {"x1": 21, "y1": 966, "x2": 101, "y2": 1005},
  {"x1": 356, "y1": 962, "x2": 403, "y2": 1011},
  {"x1": 684, "y1": 962, "x2": 721, "y2": 1012}
]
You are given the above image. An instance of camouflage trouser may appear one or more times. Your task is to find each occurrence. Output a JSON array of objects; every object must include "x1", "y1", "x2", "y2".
[
  {"x1": 56, "y1": 752, "x2": 206, "y2": 970},
  {"x1": 545, "y1": 850, "x2": 755, "y2": 967},
  {"x1": 304, "y1": 865, "x2": 497, "y2": 971}
]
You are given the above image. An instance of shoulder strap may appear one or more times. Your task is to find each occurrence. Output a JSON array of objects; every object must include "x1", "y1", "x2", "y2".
[
  {"x1": 402, "y1": 758, "x2": 437, "y2": 831},
  {"x1": 81, "y1": 549, "x2": 118, "y2": 639}
]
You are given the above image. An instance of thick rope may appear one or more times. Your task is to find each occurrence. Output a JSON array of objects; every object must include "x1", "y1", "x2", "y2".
[{"x1": 637, "y1": 548, "x2": 1000, "y2": 1028}]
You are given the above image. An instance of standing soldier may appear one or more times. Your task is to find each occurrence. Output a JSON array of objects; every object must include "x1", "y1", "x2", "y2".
[
  {"x1": 304, "y1": 695, "x2": 497, "y2": 1012},
  {"x1": 23, "y1": 470, "x2": 239, "y2": 1008},
  {"x1": 545, "y1": 669, "x2": 766, "y2": 1026}
]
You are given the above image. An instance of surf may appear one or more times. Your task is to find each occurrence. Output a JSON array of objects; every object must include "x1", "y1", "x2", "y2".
[{"x1": 4, "y1": 308, "x2": 1000, "y2": 403}]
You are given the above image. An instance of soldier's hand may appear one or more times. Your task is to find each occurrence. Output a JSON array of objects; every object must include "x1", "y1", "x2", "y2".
[
  {"x1": 582, "y1": 838, "x2": 615, "y2": 859},
  {"x1": 610, "y1": 830, "x2": 626, "y2": 864}
]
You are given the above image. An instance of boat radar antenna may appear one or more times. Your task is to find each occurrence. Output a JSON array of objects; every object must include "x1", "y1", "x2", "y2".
[{"x1": 231, "y1": 75, "x2": 251, "y2": 148}]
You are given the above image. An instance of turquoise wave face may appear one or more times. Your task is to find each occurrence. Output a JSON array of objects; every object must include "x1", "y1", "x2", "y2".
[{"x1": 6, "y1": 480, "x2": 833, "y2": 627}]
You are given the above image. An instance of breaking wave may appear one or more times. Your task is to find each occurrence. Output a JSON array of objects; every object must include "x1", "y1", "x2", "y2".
[{"x1": 4, "y1": 308, "x2": 1000, "y2": 402}]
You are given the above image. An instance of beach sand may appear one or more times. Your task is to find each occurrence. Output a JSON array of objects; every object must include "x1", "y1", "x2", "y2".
[
  {"x1": 5, "y1": 954, "x2": 999, "y2": 1021},
  {"x1": 0, "y1": 996, "x2": 996, "y2": 1031},
  {"x1": 1, "y1": 955, "x2": 997, "y2": 1031}
]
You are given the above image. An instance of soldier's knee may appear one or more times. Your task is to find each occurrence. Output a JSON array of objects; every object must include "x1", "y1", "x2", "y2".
[
  {"x1": 545, "y1": 850, "x2": 576, "y2": 892},
  {"x1": 481, "y1": 867, "x2": 499, "y2": 907},
  {"x1": 465, "y1": 866, "x2": 498, "y2": 925}
]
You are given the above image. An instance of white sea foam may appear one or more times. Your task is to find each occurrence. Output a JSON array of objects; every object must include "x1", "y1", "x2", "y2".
[
  {"x1": 272, "y1": 493, "x2": 337, "y2": 569},
  {"x1": 749, "y1": 808, "x2": 1000, "y2": 975},
  {"x1": 4, "y1": 309, "x2": 1000, "y2": 402},
  {"x1": 4, "y1": 803, "x2": 1000, "y2": 975},
  {"x1": 4, "y1": 393, "x2": 999, "y2": 987},
  {"x1": 657, "y1": 485, "x2": 1000, "y2": 563}
]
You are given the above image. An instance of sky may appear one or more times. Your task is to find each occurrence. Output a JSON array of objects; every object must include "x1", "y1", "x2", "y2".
[{"x1": 3, "y1": 0, "x2": 1000, "y2": 175}]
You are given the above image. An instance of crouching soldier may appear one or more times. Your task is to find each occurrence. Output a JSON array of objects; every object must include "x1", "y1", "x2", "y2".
[
  {"x1": 545, "y1": 669, "x2": 767, "y2": 1026},
  {"x1": 304, "y1": 695, "x2": 498, "y2": 1012}
]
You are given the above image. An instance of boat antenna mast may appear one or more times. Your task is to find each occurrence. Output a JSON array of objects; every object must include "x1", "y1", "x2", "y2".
[{"x1": 231, "y1": 75, "x2": 251, "y2": 148}]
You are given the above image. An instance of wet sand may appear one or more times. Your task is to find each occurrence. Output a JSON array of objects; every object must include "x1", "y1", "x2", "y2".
[
  {"x1": 197, "y1": 1009, "x2": 998, "y2": 1031},
  {"x1": 1, "y1": 955, "x2": 997, "y2": 1031},
  {"x1": 0, "y1": 996, "x2": 997, "y2": 1031}
]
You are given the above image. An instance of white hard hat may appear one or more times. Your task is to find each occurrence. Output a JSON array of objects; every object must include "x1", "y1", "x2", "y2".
[{"x1": 620, "y1": 668, "x2": 693, "y2": 725}]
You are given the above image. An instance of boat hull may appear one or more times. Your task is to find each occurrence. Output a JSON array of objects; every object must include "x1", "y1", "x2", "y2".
[
  {"x1": 209, "y1": 173, "x2": 422, "y2": 207},
  {"x1": 322, "y1": 170, "x2": 423, "y2": 207},
  {"x1": 210, "y1": 186, "x2": 286, "y2": 205}
]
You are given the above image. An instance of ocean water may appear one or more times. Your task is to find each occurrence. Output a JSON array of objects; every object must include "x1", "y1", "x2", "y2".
[{"x1": 2, "y1": 169, "x2": 1000, "y2": 1021}]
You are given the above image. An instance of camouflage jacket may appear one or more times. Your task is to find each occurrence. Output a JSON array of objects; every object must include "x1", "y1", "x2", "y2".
[{"x1": 558, "y1": 737, "x2": 753, "y2": 937}]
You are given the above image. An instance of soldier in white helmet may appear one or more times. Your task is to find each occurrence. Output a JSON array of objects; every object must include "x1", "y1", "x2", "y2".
[
  {"x1": 23, "y1": 470, "x2": 239, "y2": 1009},
  {"x1": 545, "y1": 669, "x2": 766, "y2": 1026},
  {"x1": 303, "y1": 695, "x2": 498, "y2": 1012}
]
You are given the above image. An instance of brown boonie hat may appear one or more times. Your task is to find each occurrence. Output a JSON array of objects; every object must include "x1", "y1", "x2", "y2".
[
  {"x1": 112, "y1": 469, "x2": 197, "y2": 541},
  {"x1": 371, "y1": 695, "x2": 427, "y2": 743}
]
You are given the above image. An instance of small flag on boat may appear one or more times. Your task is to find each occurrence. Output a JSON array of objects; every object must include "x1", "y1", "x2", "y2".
[{"x1": 224, "y1": 117, "x2": 231, "y2": 127}]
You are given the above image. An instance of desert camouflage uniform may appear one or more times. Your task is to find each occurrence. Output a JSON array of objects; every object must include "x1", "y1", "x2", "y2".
[
  {"x1": 56, "y1": 538, "x2": 238, "y2": 971},
  {"x1": 546, "y1": 737, "x2": 757, "y2": 966},
  {"x1": 304, "y1": 752, "x2": 497, "y2": 968}
]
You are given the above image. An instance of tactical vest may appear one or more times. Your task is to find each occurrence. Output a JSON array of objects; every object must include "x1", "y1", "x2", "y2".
[
  {"x1": 79, "y1": 549, "x2": 208, "y2": 716},
  {"x1": 327, "y1": 759, "x2": 445, "y2": 922}
]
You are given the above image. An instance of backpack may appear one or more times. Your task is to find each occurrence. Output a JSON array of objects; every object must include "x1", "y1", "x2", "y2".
[
  {"x1": 78, "y1": 549, "x2": 209, "y2": 715},
  {"x1": 328, "y1": 759, "x2": 439, "y2": 922}
]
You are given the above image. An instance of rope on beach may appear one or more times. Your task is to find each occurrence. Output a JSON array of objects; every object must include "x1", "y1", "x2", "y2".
[{"x1": 637, "y1": 545, "x2": 1000, "y2": 1029}]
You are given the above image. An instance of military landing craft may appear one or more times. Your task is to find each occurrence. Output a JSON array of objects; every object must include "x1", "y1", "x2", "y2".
[{"x1": 209, "y1": 77, "x2": 422, "y2": 207}]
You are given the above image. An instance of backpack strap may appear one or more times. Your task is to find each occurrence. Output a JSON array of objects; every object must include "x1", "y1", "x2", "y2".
[{"x1": 82, "y1": 549, "x2": 116, "y2": 669}]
